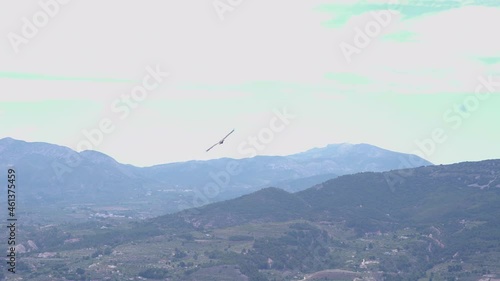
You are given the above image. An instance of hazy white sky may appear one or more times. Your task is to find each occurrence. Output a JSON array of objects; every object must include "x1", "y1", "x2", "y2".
[{"x1": 1, "y1": 0, "x2": 499, "y2": 167}]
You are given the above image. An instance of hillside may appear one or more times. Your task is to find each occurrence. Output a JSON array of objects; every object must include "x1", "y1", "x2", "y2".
[
  {"x1": 0, "y1": 137, "x2": 431, "y2": 217},
  {"x1": 300, "y1": 160, "x2": 500, "y2": 232},
  {"x1": 160, "y1": 159, "x2": 500, "y2": 233},
  {"x1": 164, "y1": 187, "x2": 311, "y2": 229},
  {"x1": 7, "y1": 159, "x2": 500, "y2": 281}
]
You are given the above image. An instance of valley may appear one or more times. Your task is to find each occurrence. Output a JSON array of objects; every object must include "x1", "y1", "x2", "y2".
[{"x1": 2, "y1": 159, "x2": 499, "y2": 280}]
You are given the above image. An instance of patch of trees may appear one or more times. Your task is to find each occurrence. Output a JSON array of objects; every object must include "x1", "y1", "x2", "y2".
[
  {"x1": 91, "y1": 245, "x2": 114, "y2": 258},
  {"x1": 200, "y1": 222, "x2": 336, "y2": 280},
  {"x1": 138, "y1": 268, "x2": 170, "y2": 279},
  {"x1": 228, "y1": 235, "x2": 254, "y2": 241}
]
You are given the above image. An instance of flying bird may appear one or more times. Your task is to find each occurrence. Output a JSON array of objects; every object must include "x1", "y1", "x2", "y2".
[{"x1": 206, "y1": 129, "x2": 235, "y2": 152}]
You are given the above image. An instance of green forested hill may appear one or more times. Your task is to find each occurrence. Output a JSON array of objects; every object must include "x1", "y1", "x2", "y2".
[{"x1": 11, "y1": 160, "x2": 500, "y2": 281}]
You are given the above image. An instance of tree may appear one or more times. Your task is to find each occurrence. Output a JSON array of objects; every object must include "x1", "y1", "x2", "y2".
[{"x1": 76, "y1": 268, "x2": 85, "y2": 275}]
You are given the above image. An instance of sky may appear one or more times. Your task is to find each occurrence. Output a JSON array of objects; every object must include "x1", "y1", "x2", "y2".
[{"x1": 1, "y1": 0, "x2": 499, "y2": 167}]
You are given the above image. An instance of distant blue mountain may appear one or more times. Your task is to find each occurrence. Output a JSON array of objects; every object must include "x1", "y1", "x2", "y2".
[{"x1": 0, "y1": 138, "x2": 432, "y2": 214}]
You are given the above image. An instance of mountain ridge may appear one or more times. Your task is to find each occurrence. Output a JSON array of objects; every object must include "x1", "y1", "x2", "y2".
[
  {"x1": 156, "y1": 159, "x2": 500, "y2": 232},
  {"x1": 0, "y1": 137, "x2": 432, "y2": 168},
  {"x1": 0, "y1": 137, "x2": 433, "y2": 215}
]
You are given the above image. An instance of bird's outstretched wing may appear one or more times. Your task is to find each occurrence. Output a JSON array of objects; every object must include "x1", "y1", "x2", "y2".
[
  {"x1": 206, "y1": 143, "x2": 219, "y2": 152},
  {"x1": 220, "y1": 129, "x2": 235, "y2": 142}
]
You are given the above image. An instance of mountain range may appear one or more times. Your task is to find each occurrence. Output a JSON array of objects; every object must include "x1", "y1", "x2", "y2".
[
  {"x1": 162, "y1": 159, "x2": 500, "y2": 231},
  {"x1": 0, "y1": 137, "x2": 432, "y2": 215},
  {"x1": 148, "y1": 159, "x2": 500, "y2": 281},
  {"x1": 12, "y1": 158, "x2": 499, "y2": 281}
]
